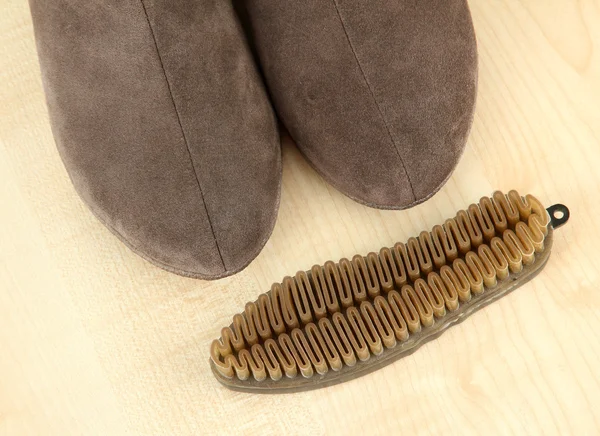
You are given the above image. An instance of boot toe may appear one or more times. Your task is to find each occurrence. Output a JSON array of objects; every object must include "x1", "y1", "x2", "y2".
[
  {"x1": 32, "y1": 0, "x2": 281, "y2": 279},
  {"x1": 247, "y1": 0, "x2": 477, "y2": 209}
]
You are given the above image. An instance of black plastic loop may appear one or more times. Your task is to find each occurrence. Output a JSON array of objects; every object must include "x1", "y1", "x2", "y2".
[{"x1": 547, "y1": 204, "x2": 570, "y2": 229}]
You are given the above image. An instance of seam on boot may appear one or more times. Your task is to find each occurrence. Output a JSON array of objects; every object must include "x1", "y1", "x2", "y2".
[
  {"x1": 331, "y1": 0, "x2": 417, "y2": 202},
  {"x1": 138, "y1": 0, "x2": 227, "y2": 272}
]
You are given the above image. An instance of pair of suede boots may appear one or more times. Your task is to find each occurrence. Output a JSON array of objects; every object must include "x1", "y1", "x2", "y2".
[{"x1": 29, "y1": 0, "x2": 478, "y2": 280}]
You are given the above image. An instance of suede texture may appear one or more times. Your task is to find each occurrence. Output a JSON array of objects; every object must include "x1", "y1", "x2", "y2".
[
  {"x1": 241, "y1": 0, "x2": 478, "y2": 209},
  {"x1": 29, "y1": 0, "x2": 281, "y2": 279}
]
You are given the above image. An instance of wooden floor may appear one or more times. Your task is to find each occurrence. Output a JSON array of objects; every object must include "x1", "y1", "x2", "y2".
[{"x1": 2, "y1": 1, "x2": 600, "y2": 434}]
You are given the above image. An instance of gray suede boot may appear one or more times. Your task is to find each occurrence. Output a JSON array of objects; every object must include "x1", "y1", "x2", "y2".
[
  {"x1": 241, "y1": 0, "x2": 478, "y2": 209},
  {"x1": 29, "y1": 0, "x2": 281, "y2": 279}
]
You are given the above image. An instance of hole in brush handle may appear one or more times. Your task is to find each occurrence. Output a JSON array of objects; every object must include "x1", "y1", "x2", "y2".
[{"x1": 547, "y1": 204, "x2": 570, "y2": 229}]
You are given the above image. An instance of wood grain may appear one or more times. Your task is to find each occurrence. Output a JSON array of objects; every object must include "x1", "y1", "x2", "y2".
[{"x1": 1, "y1": 0, "x2": 599, "y2": 434}]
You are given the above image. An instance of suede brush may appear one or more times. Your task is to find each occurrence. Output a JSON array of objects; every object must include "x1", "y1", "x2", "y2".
[{"x1": 210, "y1": 191, "x2": 569, "y2": 393}]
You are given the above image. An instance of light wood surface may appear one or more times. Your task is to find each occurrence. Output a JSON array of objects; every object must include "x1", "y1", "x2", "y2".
[{"x1": 2, "y1": 0, "x2": 600, "y2": 434}]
